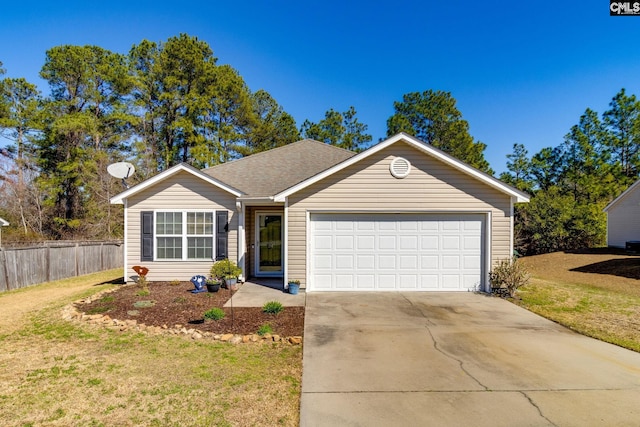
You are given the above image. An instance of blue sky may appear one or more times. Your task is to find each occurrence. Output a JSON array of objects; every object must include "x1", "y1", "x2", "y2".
[{"x1": 2, "y1": 1, "x2": 639, "y2": 173}]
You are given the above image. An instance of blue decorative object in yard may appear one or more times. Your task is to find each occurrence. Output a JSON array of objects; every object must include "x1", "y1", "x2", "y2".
[
  {"x1": 190, "y1": 275, "x2": 207, "y2": 293},
  {"x1": 288, "y1": 281, "x2": 300, "y2": 295}
]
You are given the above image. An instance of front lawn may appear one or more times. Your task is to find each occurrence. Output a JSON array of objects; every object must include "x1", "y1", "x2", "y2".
[
  {"x1": 515, "y1": 250, "x2": 640, "y2": 352},
  {"x1": 0, "y1": 271, "x2": 302, "y2": 426}
]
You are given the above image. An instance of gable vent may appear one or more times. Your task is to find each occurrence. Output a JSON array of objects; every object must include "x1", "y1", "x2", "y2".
[{"x1": 390, "y1": 157, "x2": 411, "y2": 178}]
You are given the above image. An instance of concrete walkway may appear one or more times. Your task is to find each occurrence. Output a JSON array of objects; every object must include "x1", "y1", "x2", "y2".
[
  {"x1": 300, "y1": 292, "x2": 640, "y2": 426},
  {"x1": 223, "y1": 278, "x2": 305, "y2": 307}
]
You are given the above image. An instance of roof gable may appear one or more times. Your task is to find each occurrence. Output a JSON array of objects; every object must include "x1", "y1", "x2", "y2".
[
  {"x1": 202, "y1": 139, "x2": 355, "y2": 197},
  {"x1": 274, "y1": 133, "x2": 530, "y2": 203},
  {"x1": 604, "y1": 178, "x2": 640, "y2": 212},
  {"x1": 110, "y1": 163, "x2": 242, "y2": 204}
]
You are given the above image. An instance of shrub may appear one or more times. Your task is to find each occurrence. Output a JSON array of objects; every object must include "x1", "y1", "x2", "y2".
[
  {"x1": 262, "y1": 301, "x2": 284, "y2": 315},
  {"x1": 210, "y1": 259, "x2": 242, "y2": 280},
  {"x1": 489, "y1": 257, "x2": 530, "y2": 298},
  {"x1": 257, "y1": 323, "x2": 273, "y2": 336},
  {"x1": 203, "y1": 307, "x2": 226, "y2": 321}
]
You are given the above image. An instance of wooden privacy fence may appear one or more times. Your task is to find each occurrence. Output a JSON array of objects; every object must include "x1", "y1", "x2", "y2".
[{"x1": 0, "y1": 241, "x2": 123, "y2": 292}]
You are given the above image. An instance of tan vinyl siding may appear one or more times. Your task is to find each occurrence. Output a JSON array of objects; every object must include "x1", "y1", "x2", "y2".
[
  {"x1": 286, "y1": 142, "x2": 513, "y2": 286},
  {"x1": 607, "y1": 185, "x2": 640, "y2": 247},
  {"x1": 125, "y1": 171, "x2": 237, "y2": 282}
]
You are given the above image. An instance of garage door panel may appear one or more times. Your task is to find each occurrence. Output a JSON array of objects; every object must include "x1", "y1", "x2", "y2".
[
  {"x1": 399, "y1": 221, "x2": 418, "y2": 231},
  {"x1": 463, "y1": 235, "x2": 481, "y2": 249},
  {"x1": 442, "y1": 255, "x2": 460, "y2": 269},
  {"x1": 313, "y1": 274, "x2": 333, "y2": 290},
  {"x1": 421, "y1": 235, "x2": 439, "y2": 250},
  {"x1": 356, "y1": 221, "x2": 374, "y2": 231},
  {"x1": 379, "y1": 235, "x2": 396, "y2": 250},
  {"x1": 315, "y1": 235, "x2": 332, "y2": 249},
  {"x1": 378, "y1": 274, "x2": 397, "y2": 288},
  {"x1": 400, "y1": 235, "x2": 418, "y2": 250},
  {"x1": 399, "y1": 275, "x2": 418, "y2": 288},
  {"x1": 356, "y1": 275, "x2": 375, "y2": 289},
  {"x1": 463, "y1": 255, "x2": 481, "y2": 269},
  {"x1": 314, "y1": 254, "x2": 332, "y2": 269},
  {"x1": 421, "y1": 274, "x2": 439, "y2": 288},
  {"x1": 442, "y1": 235, "x2": 461, "y2": 250},
  {"x1": 399, "y1": 255, "x2": 418, "y2": 269},
  {"x1": 335, "y1": 254, "x2": 353, "y2": 269},
  {"x1": 442, "y1": 275, "x2": 461, "y2": 289},
  {"x1": 335, "y1": 235, "x2": 354, "y2": 249},
  {"x1": 357, "y1": 254, "x2": 375, "y2": 269},
  {"x1": 335, "y1": 274, "x2": 354, "y2": 289},
  {"x1": 310, "y1": 213, "x2": 484, "y2": 291},
  {"x1": 378, "y1": 255, "x2": 397, "y2": 269},
  {"x1": 421, "y1": 255, "x2": 438, "y2": 269},
  {"x1": 379, "y1": 221, "x2": 397, "y2": 231},
  {"x1": 335, "y1": 221, "x2": 354, "y2": 231},
  {"x1": 357, "y1": 235, "x2": 375, "y2": 250}
]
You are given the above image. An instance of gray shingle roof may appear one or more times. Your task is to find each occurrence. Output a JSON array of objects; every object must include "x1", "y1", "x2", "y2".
[{"x1": 202, "y1": 139, "x2": 356, "y2": 197}]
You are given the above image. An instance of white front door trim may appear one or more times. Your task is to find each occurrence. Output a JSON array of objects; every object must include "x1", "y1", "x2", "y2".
[{"x1": 254, "y1": 210, "x2": 284, "y2": 277}]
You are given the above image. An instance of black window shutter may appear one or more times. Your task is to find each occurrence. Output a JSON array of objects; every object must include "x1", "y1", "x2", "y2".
[
  {"x1": 141, "y1": 211, "x2": 154, "y2": 261},
  {"x1": 216, "y1": 210, "x2": 229, "y2": 260}
]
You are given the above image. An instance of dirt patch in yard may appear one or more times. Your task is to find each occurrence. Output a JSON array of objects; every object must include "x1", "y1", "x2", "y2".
[
  {"x1": 78, "y1": 282, "x2": 305, "y2": 337},
  {"x1": 520, "y1": 249, "x2": 640, "y2": 298}
]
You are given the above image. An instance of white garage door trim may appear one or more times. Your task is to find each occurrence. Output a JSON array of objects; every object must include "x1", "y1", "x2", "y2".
[{"x1": 308, "y1": 212, "x2": 488, "y2": 292}]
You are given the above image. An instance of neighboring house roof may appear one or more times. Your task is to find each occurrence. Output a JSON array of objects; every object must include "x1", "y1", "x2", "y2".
[
  {"x1": 202, "y1": 139, "x2": 355, "y2": 197},
  {"x1": 274, "y1": 133, "x2": 530, "y2": 203},
  {"x1": 110, "y1": 162, "x2": 243, "y2": 204},
  {"x1": 603, "y1": 178, "x2": 640, "y2": 212}
]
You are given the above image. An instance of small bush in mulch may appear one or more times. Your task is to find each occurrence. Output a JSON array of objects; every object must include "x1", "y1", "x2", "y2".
[
  {"x1": 257, "y1": 323, "x2": 273, "y2": 336},
  {"x1": 262, "y1": 300, "x2": 284, "y2": 315},
  {"x1": 77, "y1": 282, "x2": 304, "y2": 337},
  {"x1": 203, "y1": 307, "x2": 226, "y2": 321}
]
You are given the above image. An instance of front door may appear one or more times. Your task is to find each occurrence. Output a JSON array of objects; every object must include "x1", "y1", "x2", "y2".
[{"x1": 256, "y1": 213, "x2": 283, "y2": 276}]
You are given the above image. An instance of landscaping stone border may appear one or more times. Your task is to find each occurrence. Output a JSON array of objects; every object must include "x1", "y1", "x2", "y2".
[{"x1": 62, "y1": 288, "x2": 303, "y2": 345}]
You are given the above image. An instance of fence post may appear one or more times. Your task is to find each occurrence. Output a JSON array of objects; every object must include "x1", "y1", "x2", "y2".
[
  {"x1": 0, "y1": 249, "x2": 8, "y2": 291},
  {"x1": 46, "y1": 243, "x2": 51, "y2": 283}
]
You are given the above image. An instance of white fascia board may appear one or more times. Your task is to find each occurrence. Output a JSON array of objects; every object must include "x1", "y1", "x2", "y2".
[
  {"x1": 0, "y1": 218, "x2": 9, "y2": 226},
  {"x1": 604, "y1": 178, "x2": 640, "y2": 212},
  {"x1": 110, "y1": 163, "x2": 243, "y2": 204},
  {"x1": 274, "y1": 133, "x2": 530, "y2": 203}
]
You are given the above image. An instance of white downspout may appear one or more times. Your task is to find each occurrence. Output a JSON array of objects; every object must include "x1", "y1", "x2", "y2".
[
  {"x1": 236, "y1": 200, "x2": 246, "y2": 282},
  {"x1": 123, "y1": 199, "x2": 129, "y2": 282},
  {"x1": 283, "y1": 198, "x2": 289, "y2": 288}
]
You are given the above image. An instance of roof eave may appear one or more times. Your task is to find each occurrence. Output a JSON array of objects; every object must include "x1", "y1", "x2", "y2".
[
  {"x1": 603, "y1": 178, "x2": 640, "y2": 212},
  {"x1": 274, "y1": 133, "x2": 531, "y2": 203},
  {"x1": 110, "y1": 163, "x2": 243, "y2": 204}
]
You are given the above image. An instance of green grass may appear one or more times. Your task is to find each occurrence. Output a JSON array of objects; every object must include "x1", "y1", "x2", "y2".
[
  {"x1": 514, "y1": 271, "x2": 640, "y2": 352},
  {"x1": 0, "y1": 270, "x2": 303, "y2": 426}
]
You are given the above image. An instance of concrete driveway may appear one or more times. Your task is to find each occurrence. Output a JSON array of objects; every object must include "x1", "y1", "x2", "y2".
[{"x1": 300, "y1": 292, "x2": 640, "y2": 426}]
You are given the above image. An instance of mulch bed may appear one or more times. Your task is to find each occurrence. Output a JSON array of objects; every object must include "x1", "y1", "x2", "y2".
[{"x1": 77, "y1": 282, "x2": 304, "y2": 337}]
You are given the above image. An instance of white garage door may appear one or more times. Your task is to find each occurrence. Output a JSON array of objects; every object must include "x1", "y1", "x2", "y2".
[{"x1": 309, "y1": 213, "x2": 484, "y2": 291}]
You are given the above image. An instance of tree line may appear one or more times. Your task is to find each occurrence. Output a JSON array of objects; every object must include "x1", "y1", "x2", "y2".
[
  {"x1": 4, "y1": 33, "x2": 636, "y2": 254},
  {"x1": 0, "y1": 34, "x2": 490, "y2": 242},
  {"x1": 500, "y1": 89, "x2": 640, "y2": 255}
]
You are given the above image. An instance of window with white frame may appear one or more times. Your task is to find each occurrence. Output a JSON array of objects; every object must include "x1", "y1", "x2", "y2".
[{"x1": 155, "y1": 211, "x2": 214, "y2": 260}]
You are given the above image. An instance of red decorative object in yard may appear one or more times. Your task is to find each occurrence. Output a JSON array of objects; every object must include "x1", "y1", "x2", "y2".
[{"x1": 132, "y1": 265, "x2": 149, "y2": 277}]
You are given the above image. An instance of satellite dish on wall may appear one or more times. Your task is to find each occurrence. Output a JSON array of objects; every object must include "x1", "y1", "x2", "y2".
[{"x1": 107, "y1": 162, "x2": 135, "y2": 188}]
